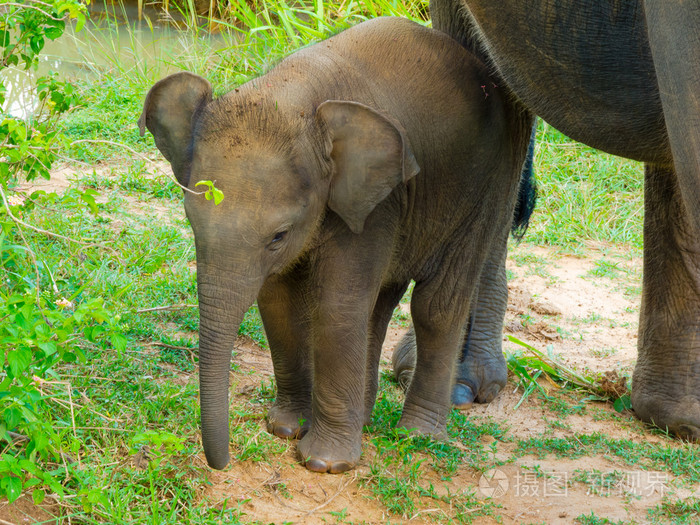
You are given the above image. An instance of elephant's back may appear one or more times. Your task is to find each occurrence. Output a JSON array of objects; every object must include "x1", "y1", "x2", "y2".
[
  {"x1": 451, "y1": 0, "x2": 669, "y2": 163},
  {"x1": 315, "y1": 17, "x2": 514, "y2": 159}
]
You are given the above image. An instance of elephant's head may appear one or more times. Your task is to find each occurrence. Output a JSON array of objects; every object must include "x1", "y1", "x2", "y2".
[{"x1": 139, "y1": 72, "x2": 419, "y2": 469}]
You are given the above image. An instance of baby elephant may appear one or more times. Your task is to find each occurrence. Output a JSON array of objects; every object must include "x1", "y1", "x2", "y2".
[{"x1": 139, "y1": 16, "x2": 531, "y2": 473}]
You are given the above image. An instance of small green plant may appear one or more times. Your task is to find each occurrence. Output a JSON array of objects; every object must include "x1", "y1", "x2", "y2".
[
  {"x1": 589, "y1": 346, "x2": 619, "y2": 358},
  {"x1": 571, "y1": 468, "x2": 627, "y2": 497},
  {"x1": 195, "y1": 180, "x2": 224, "y2": 205},
  {"x1": 505, "y1": 336, "x2": 631, "y2": 410},
  {"x1": 130, "y1": 430, "x2": 185, "y2": 466},
  {"x1": 329, "y1": 507, "x2": 349, "y2": 522},
  {"x1": 574, "y1": 511, "x2": 628, "y2": 525},
  {"x1": 588, "y1": 258, "x2": 623, "y2": 279}
]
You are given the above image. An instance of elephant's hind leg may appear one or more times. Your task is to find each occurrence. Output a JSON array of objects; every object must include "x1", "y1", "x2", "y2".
[
  {"x1": 398, "y1": 277, "x2": 474, "y2": 438},
  {"x1": 392, "y1": 231, "x2": 510, "y2": 409},
  {"x1": 631, "y1": 163, "x2": 700, "y2": 440},
  {"x1": 451, "y1": 235, "x2": 509, "y2": 408}
]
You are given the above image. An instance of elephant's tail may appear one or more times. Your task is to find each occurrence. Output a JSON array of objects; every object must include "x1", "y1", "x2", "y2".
[{"x1": 511, "y1": 120, "x2": 538, "y2": 241}]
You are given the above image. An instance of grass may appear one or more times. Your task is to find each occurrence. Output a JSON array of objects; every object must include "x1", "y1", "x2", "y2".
[
  {"x1": 526, "y1": 121, "x2": 644, "y2": 249},
  {"x1": 2, "y1": 0, "x2": 689, "y2": 523},
  {"x1": 514, "y1": 434, "x2": 700, "y2": 482},
  {"x1": 361, "y1": 378, "x2": 502, "y2": 522},
  {"x1": 648, "y1": 497, "x2": 700, "y2": 524},
  {"x1": 575, "y1": 513, "x2": 628, "y2": 525}
]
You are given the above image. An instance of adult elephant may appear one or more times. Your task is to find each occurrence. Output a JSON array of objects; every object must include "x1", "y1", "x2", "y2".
[{"x1": 395, "y1": 1, "x2": 700, "y2": 440}]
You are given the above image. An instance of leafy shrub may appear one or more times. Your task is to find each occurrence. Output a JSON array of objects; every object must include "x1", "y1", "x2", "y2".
[{"x1": 0, "y1": 0, "x2": 119, "y2": 505}]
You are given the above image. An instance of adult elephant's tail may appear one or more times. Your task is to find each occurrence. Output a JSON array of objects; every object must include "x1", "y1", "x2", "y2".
[{"x1": 511, "y1": 121, "x2": 538, "y2": 241}]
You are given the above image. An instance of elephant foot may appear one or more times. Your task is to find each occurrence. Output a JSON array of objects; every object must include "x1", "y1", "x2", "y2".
[
  {"x1": 452, "y1": 351, "x2": 507, "y2": 409},
  {"x1": 631, "y1": 384, "x2": 700, "y2": 442},
  {"x1": 397, "y1": 413, "x2": 448, "y2": 440},
  {"x1": 451, "y1": 382, "x2": 477, "y2": 409},
  {"x1": 398, "y1": 397, "x2": 449, "y2": 439},
  {"x1": 392, "y1": 333, "x2": 416, "y2": 391},
  {"x1": 296, "y1": 430, "x2": 361, "y2": 474},
  {"x1": 266, "y1": 403, "x2": 311, "y2": 440},
  {"x1": 392, "y1": 329, "x2": 507, "y2": 409}
]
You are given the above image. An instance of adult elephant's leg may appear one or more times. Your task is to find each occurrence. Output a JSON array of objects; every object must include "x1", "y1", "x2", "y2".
[
  {"x1": 452, "y1": 234, "x2": 509, "y2": 407},
  {"x1": 365, "y1": 282, "x2": 410, "y2": 424},
  {"x1": 632, "y1": 164, "x2": 700, "y2": 440},
  {"x1": 636, "y1": 4, "x2": 700, "y2": 439},
  {"x1": 258, "y1": 273, "x2": 313, "y2": 439},
  {"x1": 644, "y1": 2, "x2": 700, "y2": 234},
  {"x1": 450, "y1": 122, "x2": 537, "y2": 407}
]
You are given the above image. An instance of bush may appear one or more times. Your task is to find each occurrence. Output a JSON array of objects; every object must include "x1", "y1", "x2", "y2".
[{"x1": 0, "y1": 0, "x2": 121, "y2": 505}]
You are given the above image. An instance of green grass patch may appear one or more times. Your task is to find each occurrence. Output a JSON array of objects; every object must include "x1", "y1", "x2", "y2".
[
  {"x1": 515, "y1": 434, "x2": 700, "y2": 482},
  {"x1": 525, "y1": 122, "x2": 644, "y2": 248},
  {"x1": 648, "y1": 497, "x2": 700, "y2": 524}
]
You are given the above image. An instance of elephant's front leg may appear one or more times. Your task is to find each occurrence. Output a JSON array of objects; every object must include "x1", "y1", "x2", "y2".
[
  {"x1": 631, "y1": 164, "x2": 700, "y2": 440},
  {"x1": 298, "y1": 312, "x2": 368, "y2": 473},
  {"x1": 297, "y1": 246, "x2": 386, "y2": 474},
  {"x1": 258, "y1": 273, "x2": 313, "y2": 440}
]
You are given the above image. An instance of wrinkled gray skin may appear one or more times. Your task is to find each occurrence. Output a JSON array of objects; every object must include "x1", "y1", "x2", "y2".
[
  {"x1": 398, "y1": 0, "x2": 700, "y2": 440},
  {"x1": 139, "y1": 17, "x2": 533, "y2": 473}
]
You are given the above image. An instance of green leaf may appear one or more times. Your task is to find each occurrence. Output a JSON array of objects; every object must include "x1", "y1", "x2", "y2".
[
  {"x1": 79, "y1": 188, "x2": 99, "y2": 215},
  {"x1": 84, "y1": 324, "x2": 106, "y2": 342},
  {"x1": 1, "y1": 476, "x2": 22, "y2": 504},
  {"x1": 30, "y1": 36, "x2": 45, "y2": 55},
  {"x1": 18, "y1": 459, "x2": 41, "y2": 477},
  {"x1": 7, "y1": 348, "x2": 32, "y2": 377},
  {"x1": 111, "y1": 333, "x2": 127, "y2": 352},
  {"x1": 32, "y1": 488, "x2": 45, "y2": 505},
  {"x1": 75, "y1": 13, "x2": 86, "y2": 32},
  {"x1": 613, "y1": 395, "x2": 632, "y2": 412},
  {"x1": 212, "y1": 187, "x2": 224, "y2": 205},
  {"x1": 195, "y1": 180, "x2": 225, "y2": 205},
  {"x1": 44, "y1": 27, "x2": 63, "y2": 41},
  {"x1": 37, "y1": 341, "x2": 57, "y2": 357},
  {"x1": 31, "y1": 431, "x2": 49, "y2": 454}
]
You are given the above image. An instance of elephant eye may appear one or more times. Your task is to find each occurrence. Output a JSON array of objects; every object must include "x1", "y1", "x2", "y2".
[{"x1": 267, "y1": 230, "x2": 288, "y2": 250}]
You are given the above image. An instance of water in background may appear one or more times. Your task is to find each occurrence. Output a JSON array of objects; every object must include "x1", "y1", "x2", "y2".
[{"x1": 2, "y1": 0, "x2": 233, "y2": 118}]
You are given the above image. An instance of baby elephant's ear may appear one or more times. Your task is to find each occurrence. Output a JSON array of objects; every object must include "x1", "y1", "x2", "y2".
[
  {"x1": 139, "y1": 72, "x2": 212, "y2": 187},
  {"x1": 316, "y1": 100, "x2": 420, "y2": 234}
]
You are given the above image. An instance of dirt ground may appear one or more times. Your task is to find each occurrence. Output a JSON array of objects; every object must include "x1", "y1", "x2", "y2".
[{"x1": 4, "y1": 168, "x2": 699, "y2": 524}]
